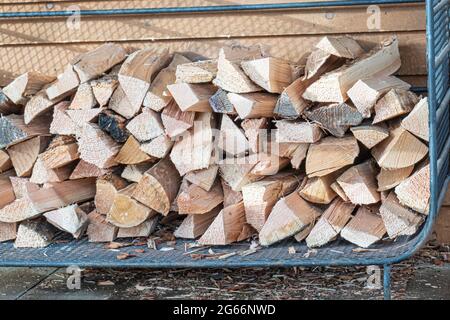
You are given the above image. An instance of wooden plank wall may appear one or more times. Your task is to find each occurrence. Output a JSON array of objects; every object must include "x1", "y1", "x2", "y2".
[{"x1": 0, "y1": 0, "x2": 426, "y2": 86}]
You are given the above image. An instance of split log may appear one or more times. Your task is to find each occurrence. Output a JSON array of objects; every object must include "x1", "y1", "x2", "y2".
[
  {"x1": 219, "y1": 155, "x2": 262, "y2": 192},
  {"x1": 0, "y1": 89, "x2": 21, "y2": 114},
  {"x1": 29, "y1": 156, "x2": 73, "y2": 184},
  {"x1": 198, "y1": 201, "x2": 252, "y2": 245},
  {"x1": 184, "y1": 165, "x2": 218, "y2": 192},
  {"x1": 140, "y1": 134, "x2": 174, "y2": 159},
  {"x1": 273, "y1": 77, "x2": 315, "y2": 119},
  {"x1": 340, "y1": 206, "x2": 386, "y2": 248},
  {"x1": 259, "y1": 191, "x2": 322, "y2": 246},
  {"x1": 95, "y1": 174, "x2": 129, "y2": 215},
  {"x1": 108, "y1": 85, "x2": 136, "y2": 120},
  {"x1": 337, "y1": 160, "x2": 380, "y2": 205},
  {"x1": 306, "y1": 136, "x2": 359, "y2": 177},
  {"x1": 0, "y1": 150, "x2": 12, "y2": 173},
  {"x1": 208, "y1": 88, "x2": 236, "y2": 114},
  {"x1": 27, "y1": 178, "x2": 96, "y2": 214},
  {"x1": 241, "y1": 57, "x2": 299, "y2": 93},
  {"x1": 69, "y1": 82, "x2": 97, "y2": 110},
  {"x1": 0, "y1": 114, "x2": 50, "y2": 149},
  {"x1": 227, "y1": 92, "x2": 277, "y2": 119},
  {"x1": 299, "y1": 173, "x2": 338, "y2": 204},
  {"x1": 66, "y1": 108, "x2": 103, "y2": 127},
  {"x1": 174, "y1": 206, "x2": 221, "y2": 239},
  {"x1": 305, "y1": 103, "x2": 363, "y2": 137},
  {"x1": 132, "y1": 157, "x2": 181, "y2": 215},
  {"x1": 350, "y1": 124, "x2": 389, "y2": 149},
  {"x1": 91, "y1": 75, "x2": 118, "y2": 107},
  {"x1": 371, "y1": 126, "x2": 428, "y2": 169},
  {"x1": 242, "y1": 174, "x2": 298, "y2": 231},
  {"x1": 218, "y1": 114, "x2": 249, "y2": 156},
  {"x1": 0, "y1": 170, "x2": 16, "y2": 209},
  {"x1": 379, "y1": 191, "x2": 423, "y2": 238},
  {"x1": 303, "y1": 37, "x2": 401, "y2": 103},
  {"x1": 170, "y1": 178, "x2": 190, "y2": 212},
  {"x1": 167, "y1": 83, "x2": 215, "y2": 112},
  {"x1": 177, "y1": 180, "x2": 223, "y2": 214},
  {"x1": 401, "y1": 97, "x2": 429, "y2": 141},
  {"x1": 313, "y1": 36, "x2": 364, "y2": 60},
  {"x1": 40, "y1": 143, "x2": 79, "y2": 169},
  {"x1": 121, "y1": 163, "x2": 152, "y2": 183},
  {"x1": 126, "y1": 108, "x2": 164, "y2": 142},
  {"x1": 7, "y1": 136, "x2": 49, "y2": 177},
  {"x1": 69, "y1": 160, "x2": 111, "y2": 180},
  {"x1": 45, "y1": 64, "x2": 80, "y2": 100},
  {"x1": 44, "y1": 204, "x2": 88, "y2": 238},
  {"x1": 250, "y1": 153, "x2": 290, "y2": 176},
  {"x1": 176, "y1": 59, "x2": 218, "y2": 84},
  {"x1": 0, "y1": 195, "x2": 40, "y2": 223},
  {"x1": 0, "y1": 222, "x2": 17, "y2": 242},
  {"x1": 347, "y1": 75, "x2": 410, "y2": 118},
  {"x1": 49, "y1": 102, "x2": 79, "y2": 136},
  {"x1": 373, "y1": 89, "x2": 419, "y2": 124},
  {"x1": 306, "y1": 198, "x2": 356, "y2": 248},
  {"x1": 395, "y1": 162, "x2": 430, "y2": 215},
  {"x1": 117, "y1": 216, "x2": 160, "y2": 238},
  {"x1": 115, "y1": 136, "x2": 155, "y2": 165},
  {"x1": 24, "y1": 88, "x2": 62, "y2": 124},
  {"x1": 107, "y1": 184, "x2": 156, "y2": 228},
  {"x1": 77, "y1": 124, "x2": 121, "y2": 168},
  {"x1": 213, "y1": 44, "x2": 264, "y2": 93},
  {"x1": 86, "y1": 210, "x2": 118, "y2": 242},
  {"x1": 330, "y1": 182, "x2": 350, "y2": 202},
  {"x1": 221, "y1": 179, "x2": 243, "y2": 207},
  {"x1": 290, "y1": 143, "x2": 309, "y2": 169},
  {"x1": 98, "y1": 109, "x2": 129, "y2": 143},
  {"x1": 118, "y1": 48, "x2": 170, "y2": 115},
  {"x1": 161, "y1": 99, "x2": 195, "y2": 138},
  {"x1": 377, "y1": 165, "x2": 414, "y2": 191},
  {"x1": 144, "y1": 53, "x2": 191, "y2": 111},
  {"x1": 73, "y1": 43, "x2": 127, "y2": 83},
  {"x1": 3, "y1": 72, "x2": 55, "y2": 105},
  {"x1": 241, "y1": 118, "x2": 268, "y2": 153},
  {"x1": 14, "y1": 219, "x2": 57, "y2": 248},
  {"x1": 170, "y1": 112, "x2": 215, "y2": 176},
  {"x1": 9, "y1": 177, "x2": 39, "y2": 199},
  {"x1": 275, "y1": 120, "x2": 323, "y2": 143}
]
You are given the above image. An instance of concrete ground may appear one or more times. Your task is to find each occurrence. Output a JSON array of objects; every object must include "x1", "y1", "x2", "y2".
[{"x1": 0, "y1": 244, "x2": 449, "y2": 300}]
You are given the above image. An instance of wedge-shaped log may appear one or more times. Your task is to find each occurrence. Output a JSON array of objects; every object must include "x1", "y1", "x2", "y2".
[
  {"x1": 86, "y1": 210, "x2": 118, "y2": 242},
  {"x1": 91, "y1": 75, "x2": 118, "y2": 107},
  {"x1": 140, "y1": 134, "x2": 174, "y2": 159},
  {"x1": 218, "y1": 114, "x2": 249, "y2": 156},
  {"x1": 198, "y1": 202, "x2": 253, "y2": 245},
  {"x1": 314, "y1": 36, "x2": 365, "y2": 59},
  {"x1": 121, "y1": 163, "x2": 152, "y2": 183},
  {"x1": 176, "y1": 59, "x2": 217, "y2": 84},
  {"x1": 273, "y1": 77, "x2": 317, "y2": 119},
  {"x1": 115, "y1": 136, "x2": 155, "y2": 165},
  {"x1": 241, "y1": 118, "x2": 268, "y2": 153},
  {"x1": 108, "y1": 85, "x2": 136, "y2": 120},
  {"x1": 167, "y1": 83, "x2": 215, "y2": 112},
  {"x1": 305, "y1": 103, "x2": 363, "y2": 137},
  {"x1": 107, "y1": 184, "x2": 156, "y2": 228},
  {"x1": 213, "y1": 44, "x2": 264, "y2": 93},
  {"x1": 126, "y1": 108, "x2": 164, "y2": 142},
  {"x1": 373, "y1": 89, "x2": 419, "y2": 124},
  {"x1": 98, "y1": 109, "x2": 129, "y2": 143},
  {"x1": 0, "y1": 89, "x2": 20, "y2": 114},
  {"x1": 303, "y1": 37, "x2": 400, "y2": 103},
  {"x1": 290, "y1": 143, "x2": 309, "y2": 169},
  {"x1": 221, "y1": 179, "x2": 243, "y2": 207},
  {"x1": 184, "y1": 165, "x2": 218, "y2": 192},
  {"x1": 0, "y1": 150, "x2": 12, "y2": 173},
  {"x1": 77, "y1": 124, "x2": 121, "y2": 168},
  {"x1": 395, "y1": 163, "x2": 430, "y2": 215},
  {"x1": 227, "y1": 92, "x2": 277, "y2": 119},
  {"x1": 299, "y1": 173, "x2": 338, "y2": 204},
  {"x1": 49, "y1": 102, "x2": 79, "y2": 136},
  {"x1": 371, "y1": 126, "x2": 428, "y2": 169},
  {"x1": 241, "y1": 57, "x2": 299, "y2": 93},
  {"x1": 209, "y1": 88, "x2": 236, "y2": 114},
  {"x1": 66, "y1": 108, "x2": 103, "y2": 128},
  {"x1": 377, "y1": 165, "x2": 414, "y2": 191},
  {"x1": 29, "y1": 156, "x2": 73, "y2": 184},
  {"x1": 44, "y1": 204, "x2": 88, "y2": 239},
  {"x1": 380, "y1": 191, "x2": 423, "y2": 238},
  {"x1": 132, "y1": 157, "x2": 181, "y2": 215},
  {"x1": 0, "y1": 221, "x2": 17, "y2": 242},
  {"x1": 174, "y1": 206, "x2": 221, "y2": 239},
  {"x1": 259, "y1": 191, "x2": 322, "y2": 246},
  {"x1": 117, "y1": 216, "x2": 159, "y2": 238},
  {"x1": 95, "y1": 174, "x2": 128, "y2": 215},
  {"x1": 0, "y1": 170, "x2": 16, "y2": 210},
  {"x1": 219, "y1": 155, "x2": 262, "y2": 192},
  {"x1": 7, "y1": 136, "x2": 49, "y2": 177},
  {"x1": 250, "y1": 153, "x2": 290, "y2": 176},
  {"x1": 3, "y1": 72, "x2": 55, "y2": 105},
  {"x1": 0, "y1": 114, "x2": 50, "y2": 149},
  {"x1": 14, "y1": 219, "x2": 57, "y2": 248},
  {"x1": 161, "y1": 99, "x2": 195, "y2": 138},
  {"x1": 306, "y1": 198, "x2": 356, "y2": 248},
  {"x1": 40, "y1": 143, "x2": 79, "y2": 169},
  {"x1": 341, "y1": 206, "x2": 386, "y2": 248},
  {"x1": 337, "y1": 160, "x2": 380, "y2": 205},
  {"x1": 177, "y1": 180, "x2": 223, "y2": 215},
  {"x1": 401, "y1": 97, "x2": 429, "y2": 141},
  {"x1": 306, "y1": 136, "x2": 359, "y2": 177},
  {"x1": 275, "y1": 120, "x2": 323, "y2": 143},
  {"x1": 350, "y1": 124, "x2": 389, "y2": 149},
  {"x1": 70, "y1": 160, "x2": 111, "y2": 180},
  {"x1": 24, "y1": 88, "x2": 64, "y2": 124},
  {"x1": 69, "y1": 82, "x2": 97, "y2": 110},
  {"x1": 73, "y1": 43, "x2": 127, "y2": 83},
  {"x1": 348, "y1": 76, "x2": 410, "y2": 118},
  {"x1": 45, "y1": 64, "x2": 80, "y2": 100},
  {"x1": 144, "y1": 54, "x2": 191, "y2": 111}
]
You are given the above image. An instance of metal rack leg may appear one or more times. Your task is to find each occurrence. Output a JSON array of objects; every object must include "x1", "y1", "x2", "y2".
[{"x1": 383, "y1": 264, "x2": 391, "y2": 300}]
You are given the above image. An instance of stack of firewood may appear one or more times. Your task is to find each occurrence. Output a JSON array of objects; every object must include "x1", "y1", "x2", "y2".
[{"x1": 0, "y1": 36, "x2": 430, "y2": 249}]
